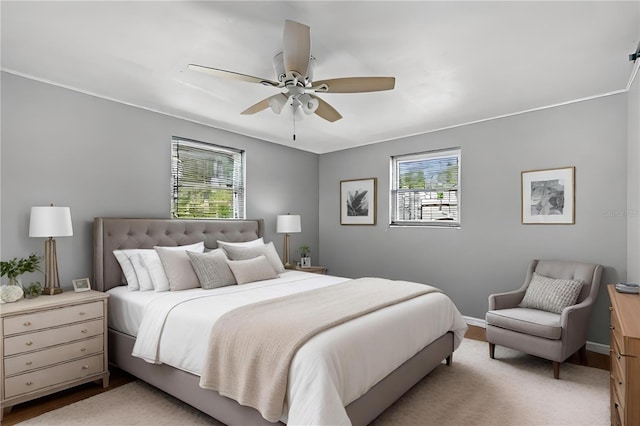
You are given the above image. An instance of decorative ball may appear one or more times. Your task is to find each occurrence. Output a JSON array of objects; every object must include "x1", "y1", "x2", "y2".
[{"x1": 0, "y1": 284, "x2": 24, "y2": 303}]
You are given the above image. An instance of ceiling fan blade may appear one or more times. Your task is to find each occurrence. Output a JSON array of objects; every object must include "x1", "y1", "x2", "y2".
[
  {"x1": 283, "y1": 20, "x2": 311, "y2": 78},
  {"x1": 241, "y1": 93, "x2": 289, "y2": 115},
  {"x1": 241, "y1": 98, "x2": 270, "y2": 115},
  {"x1": 312, "y1": 95, "x2": 342, "y2": 122},
  {"x1": 188, "y1": 64, "x2": 280, "y2": 87},
  {"x1": 313, "y1": 77, "x2": 396, "y2": 93}
]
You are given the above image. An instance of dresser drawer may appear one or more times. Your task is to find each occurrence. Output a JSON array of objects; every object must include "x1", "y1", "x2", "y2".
[
  {"x1": 3, "y1": 319, "x2": 103, "y2": 356},
  {"x1": 3, "y1": 301, "x2": 103, "y2": 336},
  {"x1": 4, "y1": 354, "x2": 104, "y2": 399},
  {"x1": 4, "y1": 335, "x2": 103, "y2": 376}
]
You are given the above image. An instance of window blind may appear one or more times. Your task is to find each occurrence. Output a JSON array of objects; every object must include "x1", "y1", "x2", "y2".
[
  {"x1": 171, "y1": 137, "x2": 245, "y2": 219},
  {"x1": 391, "y1": 148, "x2": 461, "y2": 227}
]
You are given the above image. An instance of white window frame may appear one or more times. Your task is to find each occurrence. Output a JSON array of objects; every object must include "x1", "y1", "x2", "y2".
[
  {"x1": 390, "y1": 147, "x2": 461, "y2": 227},
  {"x1": 171, "y1": 137, "x2": 246, "y2": 219}
]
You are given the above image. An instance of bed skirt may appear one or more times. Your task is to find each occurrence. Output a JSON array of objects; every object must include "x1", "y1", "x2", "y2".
[{"x1": 108, "y1": 328, "x2": 454, "y2": 426}]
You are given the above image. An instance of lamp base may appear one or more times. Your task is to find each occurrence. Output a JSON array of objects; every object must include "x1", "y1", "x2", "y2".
[{"x1": 42, "y1": 286, "x2": 63, "y2": 295}]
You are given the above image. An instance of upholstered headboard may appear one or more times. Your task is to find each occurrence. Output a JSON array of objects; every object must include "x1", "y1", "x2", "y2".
[{"x1": 93, "y1": 217, "x2": 265, "y2": 292}]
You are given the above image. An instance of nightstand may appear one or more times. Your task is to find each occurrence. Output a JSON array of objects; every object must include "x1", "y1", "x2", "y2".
[
  {"x1": 1, "y1": 290, "x2": 109, "y2": 419},
  {"x1": 295, "y1": 266, "x2": 327, "y2": 275}
]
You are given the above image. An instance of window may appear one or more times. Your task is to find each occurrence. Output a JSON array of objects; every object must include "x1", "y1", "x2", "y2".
[
  {"x1": 390, "y1": 148, "x2": 460, "y2": 227},
  {"x1": 171, "y1": 137, "x2": 245, "y2": 219}
]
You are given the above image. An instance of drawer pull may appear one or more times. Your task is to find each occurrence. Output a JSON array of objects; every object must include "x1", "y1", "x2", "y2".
[
  {"x1": 26, "y1": 361, "x2": 32, "y2": 366},
  {"x1": 81, "y1": 329, "x2": 88, "y2": 333},
  {"x1": 82, "y1": 365, "x2": 89, "y2": 370},
  {"x1": 79, "y1": 312, "x2": 86, "y2": 316},
  {"x1": 609, "y1": 325, "x2": 615, "y2": 330},
  {"x1": 80, "y1": 347, "x2": 86, "y2": 352},
  {"x1": 25, "y1": 341, "x2": 33, "y2": 346},
  {"x1": 23, "y1": 321, "x2": 32, "y2": 326},
  {"x1": 26, "y1": 381, "x2": 33, "y2": 386}
]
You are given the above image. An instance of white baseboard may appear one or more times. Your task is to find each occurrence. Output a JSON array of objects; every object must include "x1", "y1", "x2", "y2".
[{"x1": 463, "y1": 316, "x2": 610, "y2": 355}]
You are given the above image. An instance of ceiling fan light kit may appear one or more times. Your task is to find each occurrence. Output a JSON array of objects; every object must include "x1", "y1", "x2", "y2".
[{"x1": 188, "y1": 19, "x2": 396, "y2": 130}]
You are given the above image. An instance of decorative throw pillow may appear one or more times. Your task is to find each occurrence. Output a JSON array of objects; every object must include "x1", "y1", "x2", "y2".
[
  {"x1": 222, "y1": 242, "x2": 285, "y2": 274},
  {"x1": 188, "y1": 249, "x2": 236, "y2": 289},
  {"x1": 227, "y1": 255, "x2": 278, "y2": 285},
  {"x1": 519, "y1": 272, "x2": 583, "y2": 314},
  {"x1": 155, "y1": 244, "x2": 205, "y2": 291}
]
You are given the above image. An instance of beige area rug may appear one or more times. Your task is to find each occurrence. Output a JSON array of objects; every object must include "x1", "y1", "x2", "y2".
[{"x1": 18, "y1": 339, "x2": 609, "y2": 426}]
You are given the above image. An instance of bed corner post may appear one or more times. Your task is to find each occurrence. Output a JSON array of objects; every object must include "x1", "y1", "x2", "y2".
[{"x1": 93, "y1": 217, "x2": 105, "y2": 292}]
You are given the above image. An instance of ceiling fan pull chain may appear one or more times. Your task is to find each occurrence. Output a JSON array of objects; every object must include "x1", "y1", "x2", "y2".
[{"x1": 293, "y1": 111, "x2": 296, "y2": 141}]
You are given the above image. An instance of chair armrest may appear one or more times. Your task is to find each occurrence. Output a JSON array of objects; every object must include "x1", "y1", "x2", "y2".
[
  {"x1": 559, "y1": 298, "x2": 594, "y2": 358},
  {"x1": 489, "y1": 290, "x2": 525, "y2": 310}
]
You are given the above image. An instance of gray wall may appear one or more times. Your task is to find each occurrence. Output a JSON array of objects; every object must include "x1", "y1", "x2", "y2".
[
  {"x1": 319, "y1": 94, "x2": 629, "y2": 345},
  {"x1": 1, "y1": 72, "x2": 319, "y2": 288},
  {"x1": 628, "y1": 73, "x2": 639, "y2": 283}
]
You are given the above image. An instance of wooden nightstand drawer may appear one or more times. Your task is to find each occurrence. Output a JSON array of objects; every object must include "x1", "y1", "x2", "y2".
[
  {"x1": 4, "y1": 319, "x2": 103, "y2": 356},
  {"x1": 4, "y1": 354, "x2": 104, "y2": 399},
  {"x1": 3, "y1": 301, "x2": 103, "y2": 336},
  {"x1": 4, "y1": 335, "x2": 103, "y2": 376}
]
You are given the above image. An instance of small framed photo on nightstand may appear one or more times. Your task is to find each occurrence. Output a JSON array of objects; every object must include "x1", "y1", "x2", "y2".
[
  {"x1": 72, "y1": 278, "x2": 91, "y2": 292},
  {"x1": 300, "y1": 257, "x2": 312, "y2": 268}
]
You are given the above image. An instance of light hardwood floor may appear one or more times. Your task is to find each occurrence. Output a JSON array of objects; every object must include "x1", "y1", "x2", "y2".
[{"x1": 2, "y1": 325, "x2": 610, "y2": 425}]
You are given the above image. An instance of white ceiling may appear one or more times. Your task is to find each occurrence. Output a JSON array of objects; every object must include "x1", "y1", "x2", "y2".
[{"x1": 2, "y1": 1, "x2": 639, "y2": 154}]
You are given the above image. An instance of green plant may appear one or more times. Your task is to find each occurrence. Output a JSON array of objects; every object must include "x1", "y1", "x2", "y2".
[
  {"x1": 24, "y1": 282, "x2": 43, "y2": 298},
  {"x1": 299, "y1": 245, "x2": 311, "y2": 257},
  {"x1": 1, "y1": 253, "x2": 42, "y2": 279}
]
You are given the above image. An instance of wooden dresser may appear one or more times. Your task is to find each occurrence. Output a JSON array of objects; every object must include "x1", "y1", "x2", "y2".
[
  {"x1": 1, "y1": 290, "x2": 109, "y2": 419},
  {"x1": 608, "y1": 285, "x2": 640, "y2": 426}
]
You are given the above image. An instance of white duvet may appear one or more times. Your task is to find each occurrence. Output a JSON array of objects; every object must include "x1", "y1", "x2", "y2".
[{"x1": 108, "y1": 271, "x2": 468, "y2": 425}]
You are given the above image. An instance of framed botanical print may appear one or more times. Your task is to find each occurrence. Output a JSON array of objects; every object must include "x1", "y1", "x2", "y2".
[
  {"x1": 340, "y1": 178, "x2": 377, "y2": 225},
  {"x1": 521, "y1": 166, "x2": 575, "y2": 224}
]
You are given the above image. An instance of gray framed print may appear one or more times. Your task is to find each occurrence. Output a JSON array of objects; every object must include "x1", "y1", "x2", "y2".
[
  {"x1": 340, "y1": 178, "x2": 377, "y2": 225},
  {"x1": 521, "y1": 166, "x2": 575, "y2": 224}
]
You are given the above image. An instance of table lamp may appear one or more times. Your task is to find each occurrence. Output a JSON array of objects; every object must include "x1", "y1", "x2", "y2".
[
  {"x1": 276, "y1": 214, "x2": 301, "y2": 268},
  {"x1": 29, "y1": 205, "x2": 73, "y2": 295}
]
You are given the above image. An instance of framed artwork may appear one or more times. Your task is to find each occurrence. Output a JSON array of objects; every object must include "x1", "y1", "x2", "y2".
[
  {"x1": 72, "y1": 277, "x2": 91, "y2": 292},
  {"x1": 340, "y1": 178, "x2": 377, "y2": 225},
  {"x1": 521, "y1": 166, "x2": 575, "y2": 224}
]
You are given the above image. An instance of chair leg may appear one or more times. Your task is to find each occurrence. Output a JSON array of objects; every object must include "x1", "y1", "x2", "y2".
[
  {"x1": 489, "y1": 342, "x2": 495, "y2": 359},
  {"x1": 553, "y1": 361, "x2": 560, "y2": 379},
  {"x1": 578, "y1": 344, "x2": 588, "y2": 365}
]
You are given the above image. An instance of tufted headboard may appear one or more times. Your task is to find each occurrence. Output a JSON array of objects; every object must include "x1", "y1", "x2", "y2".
[{"x1": 93, "y1": 217, "x2": 265, "y2": 292}]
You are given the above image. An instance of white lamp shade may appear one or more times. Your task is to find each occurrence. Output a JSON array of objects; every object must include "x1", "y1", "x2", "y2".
[
  {"x1": 29, "y1": 206, "x2": 73, "y2": 237},
  {"x1": 276, "y1": 214, "x2": 301, "y2": 233}
]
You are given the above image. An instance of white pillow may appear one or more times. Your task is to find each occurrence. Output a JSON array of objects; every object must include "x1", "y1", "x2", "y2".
[
  {"x1": 113, "y1": 242, "x2": 205, "y2": 291},
  {"x1": 222, "y1": 242, "x2": 285, "y2": 274},
  {"x1": 113, "y1": 249, "x2": 155, "y2": 291},
  {"x1": 227, "y1": 255, "x2": 278, "y2": 285},
  {"x1": 139, "y1": 252, "x2": 170, "y2": 292},
  {"x1": 216, "y1": 237, "x2": 264, "y2": 249},
  {"x1": 130, "y1": 253, "x2": 154, "y2": 291}
]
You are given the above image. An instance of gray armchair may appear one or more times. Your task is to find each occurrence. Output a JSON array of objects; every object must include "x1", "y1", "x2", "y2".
[{"x1": 485, "y1": 259, "x2": 603, "y2": 379}]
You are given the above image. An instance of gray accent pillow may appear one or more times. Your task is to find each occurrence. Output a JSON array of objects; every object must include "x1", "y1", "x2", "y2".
[
  {"x1": 187, "y1": 249, "x2": 236, "y2": 289},
  {"x1": 227, "y1": 255, "x2": 278, "y2": 285},
  {"x1": 155, "y1": 246, "x2": 200, "y2": 291},
  {"x1": 519, "y1": 272, "x2": 583, "y2": 314},
  {"x1": 222, "y1": 242, "x2": 285, "y2": 274}
]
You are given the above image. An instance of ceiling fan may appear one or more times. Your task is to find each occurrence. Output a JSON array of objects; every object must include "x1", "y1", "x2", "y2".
[{"x1": 188, "y1": 20, "x2": 395, "y2": 124}]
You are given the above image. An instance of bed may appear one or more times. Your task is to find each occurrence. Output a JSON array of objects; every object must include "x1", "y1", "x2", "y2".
[{"x1": 94, "y1": 217, "x2": 467, "y2": 425}]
